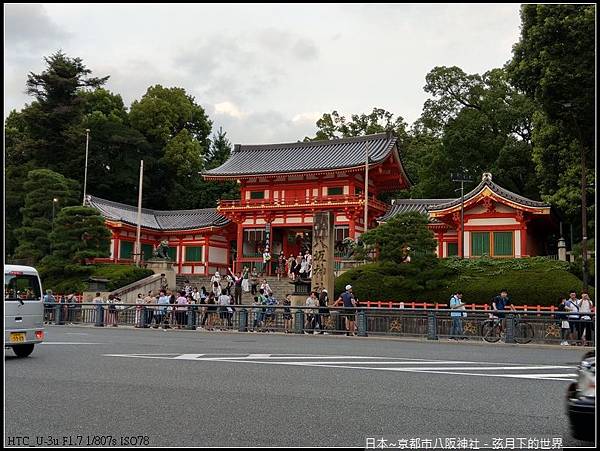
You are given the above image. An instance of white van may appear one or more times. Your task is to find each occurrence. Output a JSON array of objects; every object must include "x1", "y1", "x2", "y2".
[{"x1": 4, "y1": 264, "x2": 45, "y2": 357}]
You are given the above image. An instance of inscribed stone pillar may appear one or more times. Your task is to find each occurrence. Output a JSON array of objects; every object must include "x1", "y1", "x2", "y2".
[{"x1": 311, "y1": 212, "x2": 335, "y2": 297}]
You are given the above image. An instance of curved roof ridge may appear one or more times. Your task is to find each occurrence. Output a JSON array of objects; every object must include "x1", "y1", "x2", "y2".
[{"x1": 235, "y1": 132, "x2": 394, "y2": 152}]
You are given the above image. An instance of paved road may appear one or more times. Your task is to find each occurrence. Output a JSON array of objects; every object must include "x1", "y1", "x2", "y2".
[{"x1": 5, "y1": 326, "x2": 595, "y2": 447}]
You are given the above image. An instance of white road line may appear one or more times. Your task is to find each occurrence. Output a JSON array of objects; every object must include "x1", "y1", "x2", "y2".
[
  {"x1": 172, "y1": 354, "x2": 205, "y2": 359},
  {"x1": 41, "y1": 342, "x2": 104, "y2": 345},
  {"x1": 101, "y1": 354, "x2": 575, "y2": 382}
]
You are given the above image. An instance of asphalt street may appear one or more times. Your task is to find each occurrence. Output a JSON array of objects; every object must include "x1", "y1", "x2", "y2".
[{"x1": 5, "y1": 326, "x2": 596, "y2": 448}]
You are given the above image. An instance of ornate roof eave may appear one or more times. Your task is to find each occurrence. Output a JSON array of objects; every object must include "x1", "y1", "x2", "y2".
[
  {"x1": 104, "y1": 220, "x2": 229, "y2": 235},
  {"x1": 429, "y1": 187, "x2": 551, "y2": 218},
  {"x1": 203, "y1": 162, "x2": 383, "y2": 181},
  {"x1": 429, "y1": 173, "x2": 551, "y2": 218}
]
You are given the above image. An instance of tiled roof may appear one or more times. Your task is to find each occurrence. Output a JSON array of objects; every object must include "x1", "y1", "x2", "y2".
[
  {"x1": 204, "y1": 133, "x2": 400, "y2": 177},
  {"x1": 86, "y1": 196, "x2": 229, "y2": 231},
  {"x1": 378, "y1": 199, "x2": 454, "y2": 223},
  {"x1": 429, "y1": 173, "x2": 549, "y2": 211}
]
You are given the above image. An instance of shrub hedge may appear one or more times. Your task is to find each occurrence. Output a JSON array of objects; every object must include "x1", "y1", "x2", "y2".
[
  {"x1": 335, "y1": 257, "x2": 594, "y2": 306},
  {"x1": 42, "y1": 264, "x2": 154, "y2": 293}
]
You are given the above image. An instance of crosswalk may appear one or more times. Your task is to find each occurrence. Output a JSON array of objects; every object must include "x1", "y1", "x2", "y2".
[{"x1": 103, "y1": 353, "x2": 577, "y2": 382}]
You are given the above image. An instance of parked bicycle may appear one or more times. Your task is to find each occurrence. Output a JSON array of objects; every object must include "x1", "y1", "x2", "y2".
[{"x1": 481, "y1": 314, "x2": 534, "y2": 344}]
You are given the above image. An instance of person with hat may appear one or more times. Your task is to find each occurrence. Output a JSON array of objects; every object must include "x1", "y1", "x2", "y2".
[{"x1": 334, "y1": 285, "x2": 357, "y2": 336}]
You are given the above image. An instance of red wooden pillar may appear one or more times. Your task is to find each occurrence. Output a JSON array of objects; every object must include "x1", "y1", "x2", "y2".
[
  {"x1": 177, "y1": 238, "x2": 183, "y2": 274},
  {"x1": 457, "y1": 224, "x2": 463, "y2": 258},
  {"x1": 436, "y1": 232, "x2": 444, "y2": 258},
  {"x1": 520, "y1": 224, "x2": 528, "y2": 257},
  {"x1": 203, "y1": 235, "x2": 210, "y2": 276},
  {"x1": 236, "y1": 223, "x2": 244, "y2": 273}
]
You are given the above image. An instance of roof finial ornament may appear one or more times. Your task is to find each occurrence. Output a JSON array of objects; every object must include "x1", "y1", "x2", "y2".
[{"x1": 482, "y1": 172, "x2": 492, "y2": 182}]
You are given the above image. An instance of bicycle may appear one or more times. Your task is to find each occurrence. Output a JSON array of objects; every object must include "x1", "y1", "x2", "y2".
[{"x1": 481, "y1": 314, "x2": 534, "y2": 344}]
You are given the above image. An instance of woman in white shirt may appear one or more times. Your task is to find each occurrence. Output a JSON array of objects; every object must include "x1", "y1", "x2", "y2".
[
  {"x1": 578, "y1": 293, "x2": 594, "y2": 346},
  {"x1": 260, "y1": 279, "x2": 272, "y2": 297},
  {"x1": 218, "y1": 289, "x2": 233, "y2": 328}
]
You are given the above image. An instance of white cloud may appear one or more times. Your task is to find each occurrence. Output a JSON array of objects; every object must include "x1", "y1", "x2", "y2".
[
  {"x1": 5, "y1": 4, "x2": 522, "y2": 144},
  {"x1": 214, "y1": 102, "x2": 247, "y2": 119}
]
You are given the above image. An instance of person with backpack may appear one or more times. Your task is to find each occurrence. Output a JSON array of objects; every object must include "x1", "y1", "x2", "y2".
[
  {"x1": 43, "y1": 289, "x2": 56, "y2": 323},
  {"x1": 565, "y1": 290, "x2": 581, "y2": 345},
  {"x1": 316, "y1": 288, "x2": 330, "y2": 335}
]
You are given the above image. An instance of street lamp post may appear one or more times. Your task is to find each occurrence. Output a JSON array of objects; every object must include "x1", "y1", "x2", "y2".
[
  {"x1": 451, "y1": 172, "x2": 473, "y2": 259},
  {"x1": 82, "y1": 128, "x2": 90, "y2": 206},
  {"x1": 52, "y1": 198, "x2": 58, "y2": 227}
]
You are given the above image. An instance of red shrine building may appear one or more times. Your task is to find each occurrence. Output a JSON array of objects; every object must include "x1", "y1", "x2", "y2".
[{"x1": 88, "y1": 133, "x2": 558, "y2": 275}]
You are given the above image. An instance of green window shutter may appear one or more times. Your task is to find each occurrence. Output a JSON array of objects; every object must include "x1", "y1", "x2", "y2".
[
  {"x1": 120, "y1": 241, "x2": 133, "y2": 259},
  {"x1": 167, "y1": 247, "x2": 177, "y2": 261},
  {"x1": 250, "y1": 191, "x2": 264, "y2": 199},
  {"x1": 493, "y1": 232, "x2": 513, "y2": 256},
  {"x1": 447, "y1": 242, "x2": 458, "y2": 257},
  {"x1": 185, "y1": 246, "x2": 203, "y2": 262},
  {"x1": 471, "y1": 232, "x2": 490, "y2": 256},
  {"x1": 142, "y1": 244, "x2": 154, "y2": 260},
  {"x1": 327, "y1": 187, "x2": 343, "y2": 196}
]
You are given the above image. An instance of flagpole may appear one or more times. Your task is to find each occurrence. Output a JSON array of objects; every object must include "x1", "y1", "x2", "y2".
[
  {"x1": 135, "y1": 160, "x2": 144, "y2": 266},
  {"x1": 364, "y1": 140, "x2": 370, "y2": 234}
]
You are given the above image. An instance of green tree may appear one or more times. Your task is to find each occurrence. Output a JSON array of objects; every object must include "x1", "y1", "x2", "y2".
[
  {"x1": 78, "y1": 88, "x2": 150, "y2": 205},
  {"x1": 309, "y1": 108, "x2": 408, "y2": 141},
  {"x1": 413, "y1": 66, "x2": 539, "y2": 200},
  {"x1": 129, "y1": 85, "x2": 212, "y2": 208},
  {"x1": 40, "y1": 206, "x2": 112, "y2": 288},
  {"x1": 359, "y1": 212, "x2": 437, "y2": 265},
  {"x1": 21, "y1": 51, "x2": 109, "y2": 175},
  {"x1": 506, "y1": 4, "x2": 595, "y2": 238},
  {"x1": 13, "y1": 169, "x2": 80, "y2": 264}
]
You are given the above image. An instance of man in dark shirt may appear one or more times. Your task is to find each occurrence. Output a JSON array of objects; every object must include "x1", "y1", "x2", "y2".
[
  {"x1": 491, "y1": 289, "x2": 515, "y2": 331},
  {"x1": 334, "y1": 285, "x2": 356, "y2": 336}
]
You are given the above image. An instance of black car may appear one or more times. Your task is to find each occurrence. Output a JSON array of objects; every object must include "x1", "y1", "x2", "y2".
[{"x1": 566, "y1": 351, "x2": 595, "y2": 442}]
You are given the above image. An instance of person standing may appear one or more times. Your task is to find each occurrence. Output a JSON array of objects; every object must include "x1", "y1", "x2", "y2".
[
  {"x1": 317, "y1": 288, "x2": 330, "y2": 335},
  {"x1": 92, "y1": 292, "x2": 104, "y2": 325},
  {"x1": 491, "y1": 289, "x2": 515, "y2": 334},
  {"x1": 106, "y1": 294, "x2": 118, "y2": 327},
  {"x1": 565, "y1": 290, "x2": 581, "y2": 345},
  {"x1": 449, "y1": 291, "x2": 466, "y2": 340},
  {"x1": 206, "y1": 293, "x2": 217, "y2": 331},
  {"x1": 283, "y1": 294, "x2": 293, "y2": 333},
  {"x1": 144, "y1": 291, "x2": 155, "y2": 327},
  {"x1": 287, "y1": 255, "x2": 295, "y2": 280},
  {"x1": 558, "y1": 298, "x2": 571, "y2": 346},
  {"x1": 155, "y1": 290, "x2": 170, "y2": 329},
  {"x1": 578, "y1": 292, "x2": 594, "y2": 346},
  {"x1": 218, "y1": 288, "x2": 233, "y2": 328},
  {"x1": 175, "y1": 291, "x2": 188, "y2": 329},
  {"x1": 276, "y1": 252, "x2": 285, "y2": 281},
  {"x1": 242, "y1": 266, "x2": 250, "y2": 293},
  {"x1": 43, "y1": 289, "x2": 56, "y2": 323},
  {"x1": 250, "y1": 268, "x2": 259, "y2": 295},
  {"x1": 211, "y1": 271, "x2": 222, "y2": 287},
  {"x1": 304, "y1": 291, "x2": 318, "y2": 334},
  {"x1": 228, "y1": 268, "x2": 243, "y2": 305},
  {"x1": 334, "y1": 285, "x2": 357, "y2": 336},
  {"x1": 135, "y1": 293, "x2": 144, "y2": 328},
  {"x1": 260, "y1": 279, "x2": 273, "y2": 297}
]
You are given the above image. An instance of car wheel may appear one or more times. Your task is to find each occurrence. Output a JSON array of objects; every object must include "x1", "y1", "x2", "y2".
[{"x1": 13, "y1": 344, "x2": 35, "y2": 357}]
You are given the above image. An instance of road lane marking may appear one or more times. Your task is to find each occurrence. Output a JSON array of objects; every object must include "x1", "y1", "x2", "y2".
[
  {"x1": 41, "y1": 342, "x2": 104, "y2": 345},
  {"x1": 173, "y1": 354, "x2": 205, "y2": 359},
  {"x1": 102, "y1": 353, "x2": 575, "y2": 381}
]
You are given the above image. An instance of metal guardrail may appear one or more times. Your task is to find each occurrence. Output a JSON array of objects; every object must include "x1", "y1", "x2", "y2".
[{"x1": 42, "y1": 303, "x2": 595, "y2": 346}]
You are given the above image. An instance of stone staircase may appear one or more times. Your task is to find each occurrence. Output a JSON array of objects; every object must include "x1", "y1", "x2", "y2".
[{"x1": 175, "y1": 274, "x2": 298, "y2": 304}]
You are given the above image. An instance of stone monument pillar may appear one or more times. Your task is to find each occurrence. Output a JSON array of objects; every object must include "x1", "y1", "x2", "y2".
[
  {"x1": 146, "y1": 259, "x2": 176, "y2": 291},
  {"x1": 311, "y1": 211, "x2": 335, "y2": 297},
  {"x1": 557, "y1": 237, "x2": 567, "y2": 261}
]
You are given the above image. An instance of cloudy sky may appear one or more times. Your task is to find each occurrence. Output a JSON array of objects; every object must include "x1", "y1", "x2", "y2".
[{"x1": 5, "y1": 3, "x2": 522, "y2": 144}]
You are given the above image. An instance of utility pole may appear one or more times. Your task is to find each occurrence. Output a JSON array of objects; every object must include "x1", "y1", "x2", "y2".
[
  {"x1": 135, "y1": 160, "x2": 144, "y2": 266},
  {"x1": 451, "y1": 172, "x2": 473, "y2": 259},
  {"x1": 562, "y1": 103, "x2": 589, "y2": 291}
]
